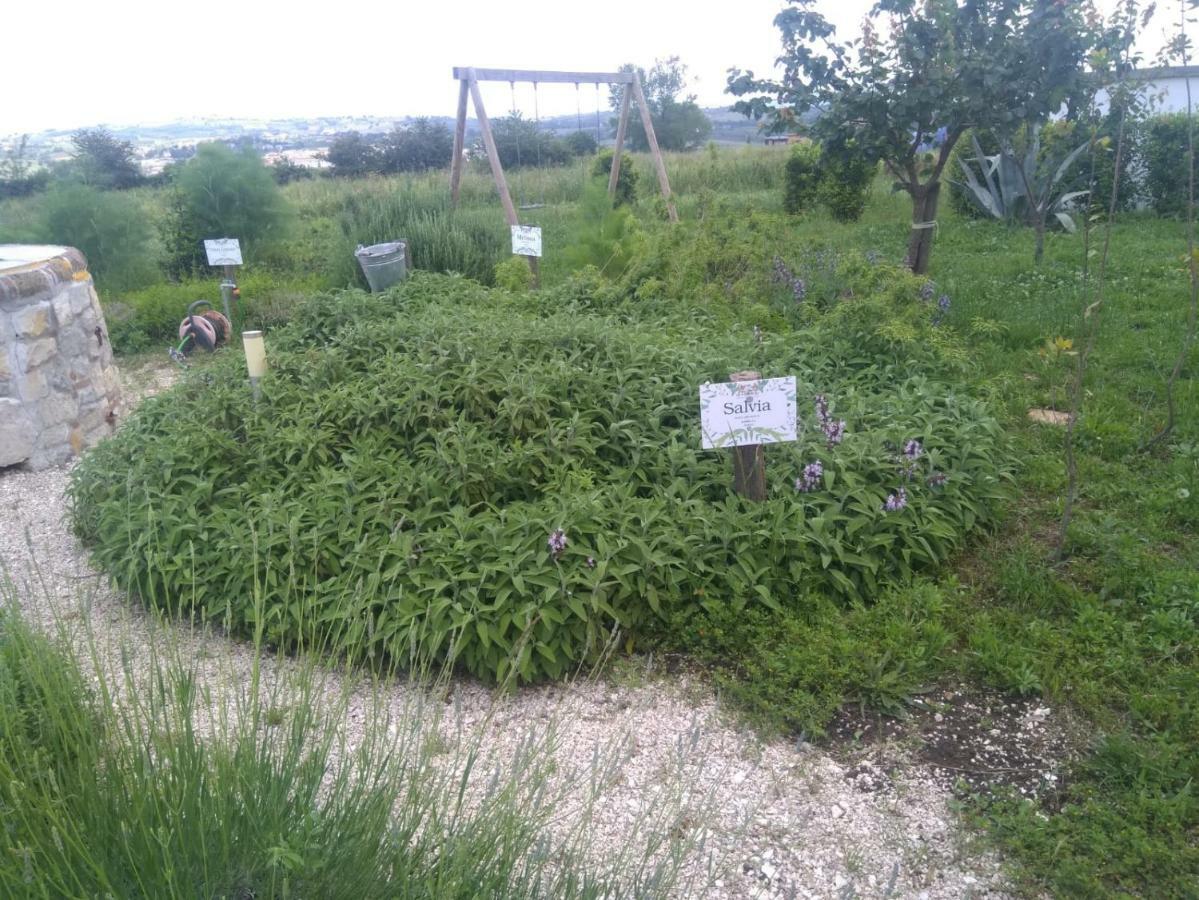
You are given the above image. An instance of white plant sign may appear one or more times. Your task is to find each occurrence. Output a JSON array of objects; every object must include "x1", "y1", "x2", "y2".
[
  {"x1": 700, "y1": 376, "x2": 798, "y2": 449},
  {"x1": 204, "y1": 238, "x2": 243, "y2": 266},
  {"x1": 511, "y1": 225, "x2": 542, "y2": 258}
]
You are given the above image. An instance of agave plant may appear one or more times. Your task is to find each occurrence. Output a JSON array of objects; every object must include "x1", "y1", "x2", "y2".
[{"x1": 956, "y1": 125, "x2": 1091, "y2": 262}]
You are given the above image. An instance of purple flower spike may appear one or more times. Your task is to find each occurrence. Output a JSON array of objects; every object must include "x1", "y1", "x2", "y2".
[
  {"x1": 548, "y1": 529, "x2": 568, "y2": 560},
  {"x1": 585, "y1": 556, "x2": 597, "y2": 569},
  {"x1": 814, "y1": 394, "x2": 830, "y2": 424},
  {"x1": 883, "y1": 487, "x2": 909, "y2": 512},
  {"x1": 796, "y1": 460, "x2": 824, "y2": 492},
  {"x1": 903, "y1": 439, "x2": 923, "y2": 460},
  {"x1": 938, "y1": 295, "x2": 951, "y2": 312},
  {"x1": 919, "y1": 282, "x2": 936, "y2": 302},
  {"x1": 927, "y1": 472, "x2": 948, "y2": 489},
  {"x1": 823, "y1": 419, "x2": 846, "y2": 447}
]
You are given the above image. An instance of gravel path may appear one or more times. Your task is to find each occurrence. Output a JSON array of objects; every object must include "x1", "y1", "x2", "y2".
[{"x1": 0, "y1": 361, "x2": 1018, "y2": 899}]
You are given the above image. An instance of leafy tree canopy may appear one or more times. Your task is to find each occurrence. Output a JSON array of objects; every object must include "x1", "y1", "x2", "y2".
[
  {"x1": 68, "y1": 128, "x2": 143, "y2": 190},
  {"x1": 727, "y1": 0, "x2": 1112, "y2": 272},
  {"x1": 161, "y1": 143, "x2": 290, "y2": 278},
  {"x1": 611, "y1": 57, "x2": 713, "y2": 152},
  {"x1": 324, "y1": 131, "x2": 380, "y2": 178},
  {"x1": 379, "y1": 118, "x2": 455, "y2": 173}
]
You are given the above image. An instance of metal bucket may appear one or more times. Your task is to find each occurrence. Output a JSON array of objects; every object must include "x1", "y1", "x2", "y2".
[{"x1": 355, "y1": 240, "x2": 410, "y2": 292}]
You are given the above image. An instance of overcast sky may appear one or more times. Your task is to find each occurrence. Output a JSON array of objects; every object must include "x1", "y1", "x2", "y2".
[{"x1": 0, "y1": 0, "x2": 1178, "y2": 137}]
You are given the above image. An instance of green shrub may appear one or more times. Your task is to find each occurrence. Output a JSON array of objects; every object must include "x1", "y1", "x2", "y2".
[
  {"x1": 71, "y1": 273, "x2": 1009, "y2": 684},
  {"x1": 35, "y1": 183, "x2": 159, "y2": 292},
  {"x1": 484, "y1": 115, "x2": 572, "y2": 170},
  {"x1": 564, "y1": 131, "x2": 599, "y2": 157},
  {"x1": 593, "y1": 149, "x2": 639, "y2": 206},
  {"x1": 660, "y1": 581, "x2": 954, "y2": 734},
  {"x1": 1143, "y1": 113, "x2": 1197, "y2": 218},
  {"x1": 817, "y1": 146, "x2": 874, "y2": 222},
  {"x1": 614, "y1": 206, "x2": 967, "y2": 368},
  {"x1": 559, "y1": 180, "x2": 643, "y2": 277},
  {"x1": 782, "y1": 141, "x2": 821, "y2": 214},
  {"x1": 162, "y1": 143, "x2": 292, "y2": 278},
  {"x1": 494, "y1": 256, "x2": 535, "y2": 292}
]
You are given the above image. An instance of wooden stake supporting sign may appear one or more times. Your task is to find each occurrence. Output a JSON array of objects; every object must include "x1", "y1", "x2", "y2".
[
  {"x1": 699, "y1": 372, "x2": 798, "y2": 502},
  {"x1": 729, "y1": 371, "x2": 766, "y2": 501}
]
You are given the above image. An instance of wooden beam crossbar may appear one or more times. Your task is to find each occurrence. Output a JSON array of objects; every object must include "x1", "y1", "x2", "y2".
[{"x1": 452, "y1": 67, "x2": 634, "y2": 84}]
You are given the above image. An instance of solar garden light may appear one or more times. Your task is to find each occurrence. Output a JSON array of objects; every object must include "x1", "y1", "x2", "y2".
[{"x1": 242, "y1": 330, "x2": 267, "y2": 401}]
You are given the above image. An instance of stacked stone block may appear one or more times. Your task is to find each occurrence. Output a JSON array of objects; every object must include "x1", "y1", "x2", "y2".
[{"x1": 0, "y1": 247, "x2": 122, "y2": 469}]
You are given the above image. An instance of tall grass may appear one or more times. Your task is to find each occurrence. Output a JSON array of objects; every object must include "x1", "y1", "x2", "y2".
[
  {"x1": 282, "y1": 147, "x2": 788, "y2": 288},
  {"x1": 0, "y1": 578, "x2": 707, "y2": 898}
]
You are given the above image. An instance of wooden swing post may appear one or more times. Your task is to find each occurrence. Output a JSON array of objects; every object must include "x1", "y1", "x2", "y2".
[
  {"x1": 608, "y1": 86, "x2": 632, "y2": 199},
  {"x1": 450, "y1": 66, "x2": 678, "y2": 225}
]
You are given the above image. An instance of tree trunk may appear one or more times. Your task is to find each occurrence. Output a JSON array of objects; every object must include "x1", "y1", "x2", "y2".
[
  {"x1": 905, "y1": 181, "x2": 942, "y2": 275},
  {"x1": 1034, "y1": 213, "x2": 1046, "y2": 265}
]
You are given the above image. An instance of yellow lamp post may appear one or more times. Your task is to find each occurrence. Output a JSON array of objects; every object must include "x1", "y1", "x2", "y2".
[{"x1": 242, "y1": 330, "x2": 266, "y2": 401}]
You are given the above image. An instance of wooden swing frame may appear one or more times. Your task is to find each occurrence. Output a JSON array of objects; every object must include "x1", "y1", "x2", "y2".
[{"x1": 449, "y1": 67, "x2": 679, "y2": 276}]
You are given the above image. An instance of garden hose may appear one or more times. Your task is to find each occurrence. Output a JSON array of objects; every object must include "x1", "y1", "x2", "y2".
[{"x1": 169, "y1": 300, "x2": 233, "y2": 365}]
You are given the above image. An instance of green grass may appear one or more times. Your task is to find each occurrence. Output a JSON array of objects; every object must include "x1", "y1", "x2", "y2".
[
  {"x1": 0, "y1": 593, "x2": 695, "y2": 898},
  {"x1": 667, "y1": 182, "x2": 1199, "y2": 896},
  {"x1": 8, "y1": 144, "x2": 1199, "y2": 895}
]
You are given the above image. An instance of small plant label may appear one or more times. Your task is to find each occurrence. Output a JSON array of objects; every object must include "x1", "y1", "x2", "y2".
[
  {"x1": 204, "y1": 238, "x2": 243, "y2": 266},
  {"x1": 511, "y1": 226, "x2": 542, "y2": 258},
  {"x1": 700, "y1": 376, "x2": 798, "y2": 449}
]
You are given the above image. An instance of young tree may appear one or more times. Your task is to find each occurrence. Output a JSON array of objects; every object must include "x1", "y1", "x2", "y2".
[
  {"x1": 728, "y1": 0, "x2": 1096, "y2": 274},
  {"x1": 69, "y1": 128, "x2": 143, "y2": 190},
  {"x1": 563, "y1": 131, "x2": 599, "y2": 157},
  {"x1": 161, "y1": 143, "x2": 291, "y2": 277},
  {"x1": 611, "y1": 57, "x2": 713, "y2": 152},
  {"x1": 324, "y1": 131, "x2": 380, "y2": 178},
  {"x1": 1147, "y1": 0, "x2": 1199, "y2": 448},
  {"x1": 486, "y1": 114, "x2": 571, "y2": 170},
  {"x1": 0, "y1": 135, "x2": 49, "y2": 198},
  {"x1": 40, "y1": 183, "x2": 157, "y2": 290},
  {"x1": 378, "y1": 118, "x2": 454, "y2": 173}
]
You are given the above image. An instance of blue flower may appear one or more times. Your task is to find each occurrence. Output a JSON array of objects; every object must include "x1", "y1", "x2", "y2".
[
  {"x1": 883, "y1": 487, "x2": 909, "y2": 512},
  {"x1": 903, "y1": 439, "x2": 923, "y2": 460}
]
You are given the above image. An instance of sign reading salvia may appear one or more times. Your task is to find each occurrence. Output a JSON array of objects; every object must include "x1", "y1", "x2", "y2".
[
  {"x1": 204, "y1": 238, "x2": 243, "y2": 267},
  {"x1": 699, "y1": 376, "x2": 798, "y2": 449}
]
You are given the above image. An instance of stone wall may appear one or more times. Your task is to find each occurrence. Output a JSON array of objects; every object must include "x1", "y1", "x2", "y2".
[{"x1": 0, "y1": 246, "x2": 122, "y2": 469}]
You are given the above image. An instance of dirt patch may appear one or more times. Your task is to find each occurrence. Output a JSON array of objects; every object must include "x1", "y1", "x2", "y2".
[
  {"x1": 825, "y1": 683, "x2": 1085, "y2": 808},
  {"x1": 1027, "y1": 408, "x2": 1071, "y2": 426}
]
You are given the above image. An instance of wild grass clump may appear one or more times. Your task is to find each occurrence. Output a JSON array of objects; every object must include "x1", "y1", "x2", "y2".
[
  {"x1": 70, "y1": 271, "x2": 1009, "y2": 683},
  {"x1": 286, "y1": 176, "x2": 509, "y2": 287},
  {"x1": 0, "y1": 598, "x2": 692, "y2": 897}
]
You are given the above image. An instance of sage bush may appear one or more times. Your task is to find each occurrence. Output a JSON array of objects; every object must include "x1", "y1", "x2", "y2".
[{"x1": 70, "y1": 272, "x2": 1010, "y2": 682}]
